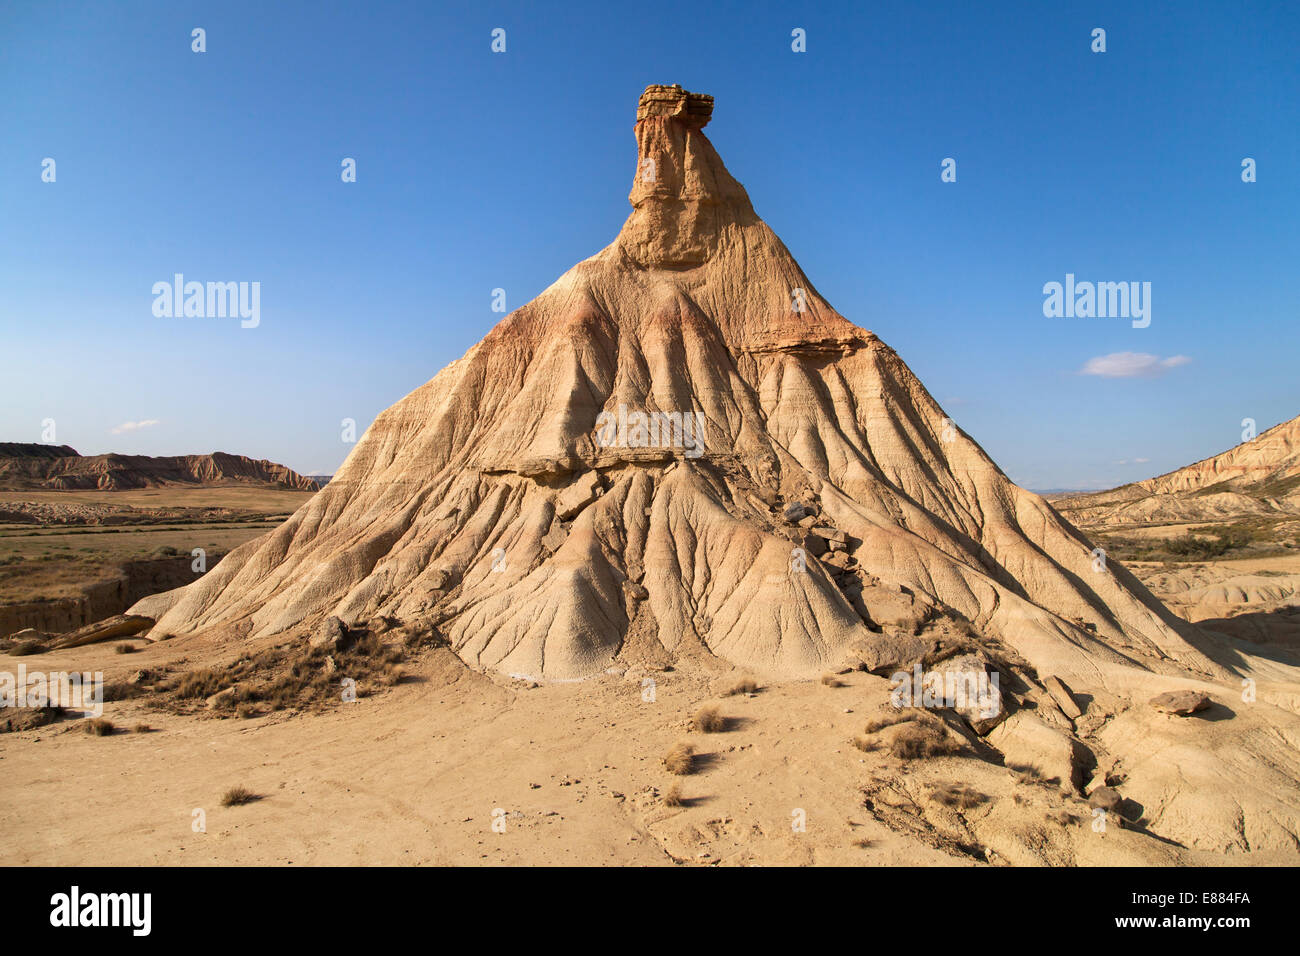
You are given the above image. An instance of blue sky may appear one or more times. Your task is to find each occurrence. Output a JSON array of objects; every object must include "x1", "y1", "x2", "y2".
[{"x1": 1, "y1": 0, "x2": 1296, "y2": 488}]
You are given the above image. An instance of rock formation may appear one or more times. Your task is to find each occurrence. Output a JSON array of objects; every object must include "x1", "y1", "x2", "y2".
[
  {"x1": 1055, "y1": 414, "x2": 1300, "y2": 527},
  {"x1": 133, "y1": 85, "x2": 1219, "y2": 687},
  {"x1": 0, "y1": 444, "x2": 318, "y2": 491}
]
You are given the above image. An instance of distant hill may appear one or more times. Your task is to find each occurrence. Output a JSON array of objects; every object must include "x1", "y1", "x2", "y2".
[
  {"x1": 0, "y1": 444, "x2": 320, "y2": 492},
  {"x1": 1055, "y1": 415, "x2": 1300, "y2": 527}
]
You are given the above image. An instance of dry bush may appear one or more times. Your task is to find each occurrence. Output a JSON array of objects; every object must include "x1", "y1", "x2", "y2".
[
  {"x1": 725, "y1": 676, "x2": 759, "y2": 696},
  {"x1": 662, "y1": 783, "x2": 685, "y2": 807},
  {"x1": 102, "y1": 681, "x2": 141, "y2": 702},
  {"x1": 163, "y1": 631, "x2": 408, "y2": 715},
  {"x1": 690, "y1": 704, "x2": 726, "y2": 733},
  {"x1": 1009, "y1": 763, "x2": 1055, "y2": 785},
  {"x1": 932, "y1": 783, "x2": 987, "y2": 809},
  {"x1": 83, "y1": 718, "x2": 114, "y2": 736},
  {"x1": 172, "y1": 668, "x2": 229, "y2": 700},
  {"x1": 132, "y1": 723, "x2": 152, "y2": 734},
  {"x1": 235, "y1": 703, "x2": 259, "y2": 719},
  {"x1": 114, "y1": 642, "x2": 137, "y2": 654},
  {"x1": 852, "y1": 735, "x2": 879, "y2": 753},
  {"x1": 852, "y1": 836, "x2": 873, "y2": 849},
  {"x1": 889, "y1": 721, "x2": 960, "y2": 760},
  {"x1": 1, "y1": 705, "x2": 61, "y2": 734},
  {"x1": 862, "y1": 707, "x2": 937, "y2": 734},
  {"x1": 221, "y1": 786, "x2": 256, "y2": 807},
  {"x1": 663, "y1": 740, "x2": 695, "y2": 775},
  {"x1": 821, "y1": 673, "x2": 845, "y2": 688}
]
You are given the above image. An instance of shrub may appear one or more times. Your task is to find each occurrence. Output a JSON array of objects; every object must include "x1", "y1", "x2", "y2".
[
  {"x1": 821, "y1": 674, "x2": 845, "y2": 688},
  {"x1": 932, "y1": 783, "x2": 987, "y2": 809},
  {"x1": 172, "y1": 669, "x2": 229, "y2": 700},
  {"x1": 890, "y1": 722, "x2": 960, "y2": 760},
  {"x1": 662, "y1": 784, "x2": 685, "y2": 807},
  {"x1": 221, "y1": 786, "x2": 257, "y2": 807},
  {"x1": 663, "y1": 741, "x2": 695, "y2": 775},
  {"x1": 690, "y1": 704, "x2": 725, "y2": 733},
  {"x1": 725, "y1": 676, "x2": 759, "y2": 696},
  {"x1": 83, "y1": 718, "x2": 114, "y2": 736},
  {"x1": 102, "y1": 682, "x2": 140, "y2": 702},
  {"x1": 114, "y1": 642, "x2": 137, "y2": 654}
]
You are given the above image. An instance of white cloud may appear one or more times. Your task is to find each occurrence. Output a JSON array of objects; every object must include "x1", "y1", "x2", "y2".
[
  {"x1": 1079, "y1": 352, "x2": 1191, "y2": 378},
  {"x1": 110, "y1": 419, "x2": 161, "y2": 435},
  {"x1": 1135, "y1": 457, "x2": 1150, "y2": 463}
]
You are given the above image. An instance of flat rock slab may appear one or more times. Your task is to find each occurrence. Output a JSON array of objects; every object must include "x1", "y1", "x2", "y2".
[
  {"x1": 1149, "y1": 690, "x2": 1212, "y2": 716},
  {"x1": 1044, "y1": 675, "x2": 1083, "y2": 720},
  {"x1": 48, "y1": 614, "x2": 154, "y2": 649}
]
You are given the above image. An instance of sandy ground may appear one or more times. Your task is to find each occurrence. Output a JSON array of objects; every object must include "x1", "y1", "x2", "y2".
[{"x1": 3, "y1": 628, "x2": 1286, "y2": 867}]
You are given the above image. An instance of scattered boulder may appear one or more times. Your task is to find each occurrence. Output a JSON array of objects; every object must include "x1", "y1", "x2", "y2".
[
  {"x1": 49, "y1": 614, "x2": 154, "y2": 650},
  {"x1": 206, "y1": 687, "x2": 237, "y2": 710},
  {"x1": 1044, "y1": 675, "x2": 1083, "y2": 720},
  {"x1": 1149, "y1": 690, "x2": 1212, "y2": 716},
  {"x1": 857, "y1": 631, "x2": 934, "y2": 676},
  {"x1": 541, "y1": 522, "x2": 568, "y2": 554},
  {"x1": 921, "y1": 653, "x2": 1006, "y2": 735},
  {"x1": 310, "y1": 616, "x2": 350, "y2": 651},
  {"x1": 809, "y1": 526, "x2": 848, "y2": 549},
  {"x1": 822, "y1": 549, "x2": 855, "y2": 570},
  {"x1": 801, "y1": 532, "x2": 828, "y2": 557},
  {"x1": 556, "y1": 471, "x2": 602, "y2": 520},
  {"x1": 1088, "y1": 786, "x2": 1123, "y2": 811}
]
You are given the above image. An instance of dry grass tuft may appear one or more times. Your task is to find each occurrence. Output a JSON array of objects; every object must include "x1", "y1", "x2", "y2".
[
  {"x1": 173, "y1": 668, "x2": 228, "y2": 700},
  {"x1": 852, "y1": 735, "x2": 879, "y2": 753},
  {"x1": 662, "y1": 783, "x2": 685, "y2": 807},
  {"x1": 83, "y1": 718, "x2": 114, "y2": 736},
  {"x1": 114, "y1": 642, "x2": 137, "y2": 654},
  {"x1": 931, "y1": 783, "x2": 988, "y2": 809},
  {"x1": 221, "y1": 786, "x2": 257, "y2": 807},
  {"x1": 132, "y1": 723, "x2": 152, "y2": 734},
  {"x1": 889, "y1": 721, "x2": 960, "y2": 759},
  {"x1": 162, "y1": 631, "x2": 407, "y2": 715},
  {"x1": 663, "y1": 740, "x2": 696, "y2": 775},
  {"x1": 821, "y1": 673, "x2": 845, "y2": 688},
  {"x1": 690, "y1": 704, "x2": 726, "y2": 733},
  {"x1": 863, "y1": 707, "x2": 941, "y2": 734},
  {"x1": 725, "y1": 676, "x2": 759, "y2": 696},
  {"x1": 852, "y1": 836, "x2": 873, "y2": 849}
]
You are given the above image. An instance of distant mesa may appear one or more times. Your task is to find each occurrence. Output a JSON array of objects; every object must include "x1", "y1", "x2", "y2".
[
  {"x1": 1055, "y1": 413, "x2": 1300, "y2": 526},
  {"x1": 0, "y1": 443, "x2": 318, "y2": 492}
]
